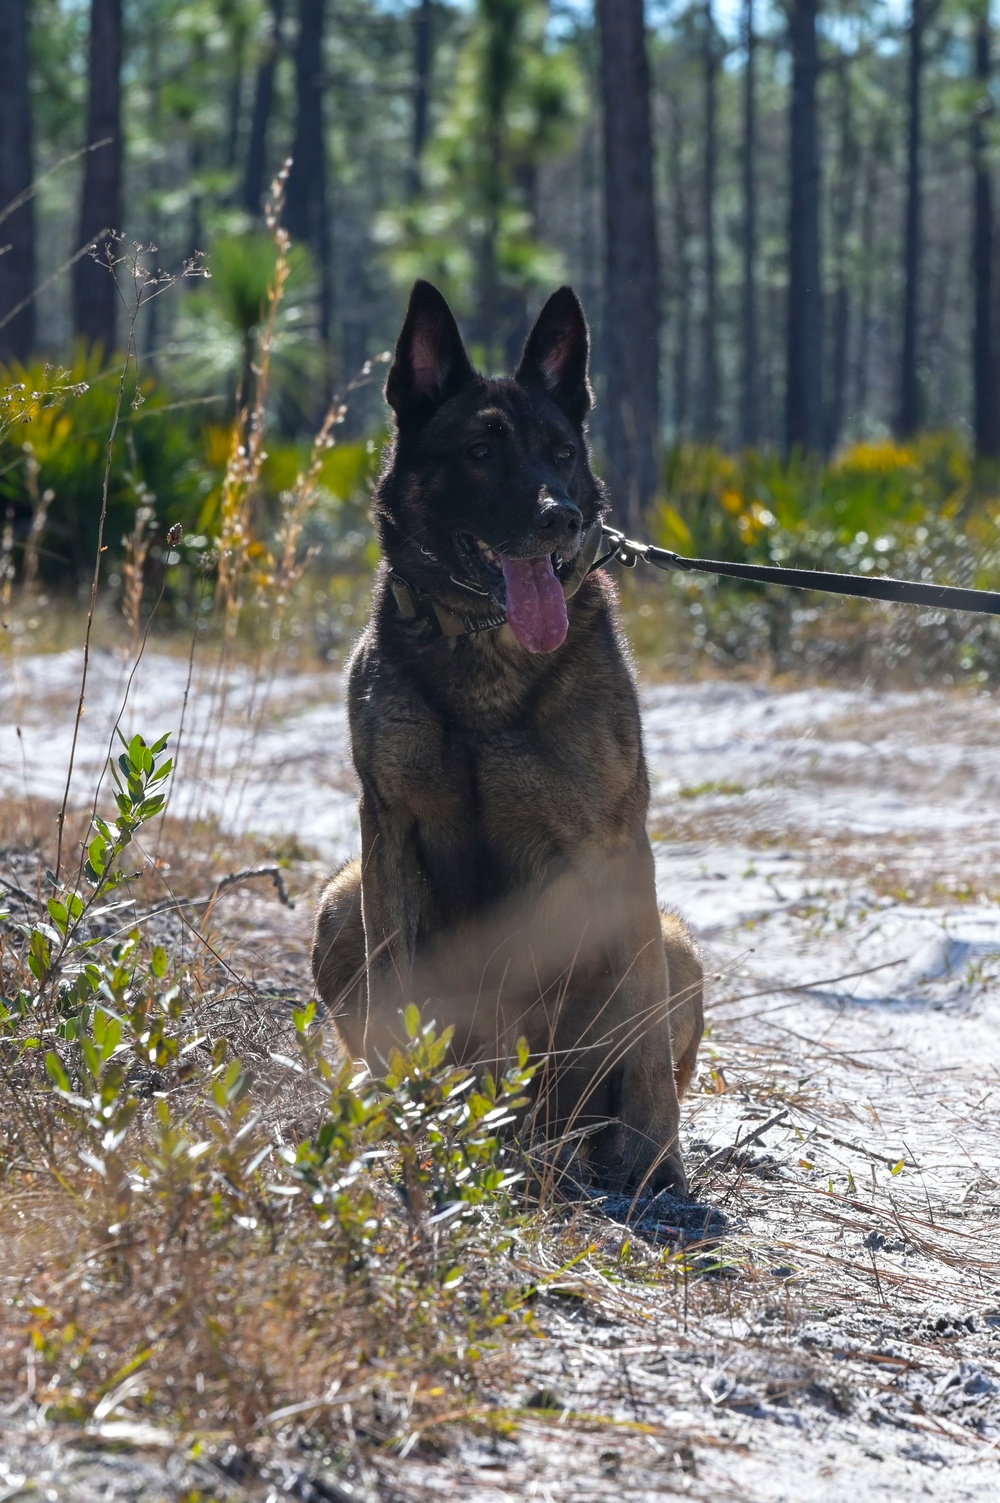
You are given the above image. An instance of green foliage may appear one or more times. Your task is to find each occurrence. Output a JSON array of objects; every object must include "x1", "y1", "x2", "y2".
[
  {"x1": 378, "y1": 0, "x2": 583, "y2": 359},
  {"x1": 3, "y1": 729, "x2": 173, "y2": 1033},
  {"x1": 645, "y1": 435, "x2": 1000, "y2": 677},
  {"x1": 0, "y1": 349, "x2": 207, "y2": 578},
  {"x1": 657, "y1": 433, "x2": 999, "y2": 590},
  {"x1": 166, "y1": 233, "x2": 324, "y2": 421},
  {"x1": 278, "y1": 1001, "x2": 534, "y2": 1284},
  {"x1": 3, "y1": 725, "x2": 535, "y2": 1306}
]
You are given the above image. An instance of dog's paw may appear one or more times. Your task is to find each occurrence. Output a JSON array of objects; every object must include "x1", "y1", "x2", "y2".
[{"x1": 589, "y1": 1124, "x2": 689, "y2": 1200}]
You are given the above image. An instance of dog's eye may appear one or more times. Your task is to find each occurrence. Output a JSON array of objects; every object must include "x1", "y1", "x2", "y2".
[
  {"x1": 468, "y1": 442, "x2": 491, "y2": 461},
  {"x1": 556, "y1": 444, "x2": 574, "y2": 464}
]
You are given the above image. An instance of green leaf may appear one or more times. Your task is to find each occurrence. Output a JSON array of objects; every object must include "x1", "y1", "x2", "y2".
[
  {"x1": 128, "y1": 733, "x2": 146, "y2": 771},
  {"x1": 88, "y1": 836, "x2": 109, "y2": 877},
  {"x1": 404, "y1": 1003, "x2": 421, "y2": 1040},
  {"x1": 47, "y1": 899, "x2": 69, "y2": 934},
  {"x1": 150, "y1": 946, "x2": 168, "y2": 980},
  {"x1": 80, "y1": 1036, "x2": 101, "y2": 1084},
  {"x1": 45, "y1": 1051, "x2": 70, "y2": 1092},
  {"x1": 93, "y1": 1008, "x2": 123, "y2": 1061}
]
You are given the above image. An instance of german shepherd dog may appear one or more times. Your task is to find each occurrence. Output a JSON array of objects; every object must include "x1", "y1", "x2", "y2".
[{"x1": 312, "y1": 281, "x2": 703, "y2": 1194}]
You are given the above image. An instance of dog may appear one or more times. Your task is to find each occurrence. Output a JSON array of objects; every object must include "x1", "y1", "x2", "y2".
[{"x1": 312, "y1": 280, "x2": 703, "y2": 1194}]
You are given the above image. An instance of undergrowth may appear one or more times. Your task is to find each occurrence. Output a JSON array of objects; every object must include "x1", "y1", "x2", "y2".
[{"x1": 0, "y1": 730, "x2": 544, "y2": 1454}]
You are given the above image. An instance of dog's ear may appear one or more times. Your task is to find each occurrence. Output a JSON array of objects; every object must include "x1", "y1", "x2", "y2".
[
  {"x1": 516, "y1": 286, "x2": 593, "y2": 425},
  {"x1": 385, "y1": 280, "x2": 476, "y2": 424}
]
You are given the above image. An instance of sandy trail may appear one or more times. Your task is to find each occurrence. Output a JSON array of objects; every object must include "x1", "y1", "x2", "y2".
[{"x1": 2, "y1": 646, "x2": 999, "y2": 1499}]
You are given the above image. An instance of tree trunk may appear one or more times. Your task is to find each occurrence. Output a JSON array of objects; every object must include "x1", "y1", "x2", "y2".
[
  {"x1": 825, "y1": 61, "x2": 858, "y2": 452},
  {"x1": 73, "y1": 0, "x2": 123, "y2": 354},
  {"x1": 854, "y1": 146, "x2": 878, "y2": 425},
  {"x1": 739, "y1": 0, "x2": 757, "y2": 448},
  {"x1": 698, "y1": 0, "x2": 720, "y2": 441},
  {"x1": 596, "y1": 0, "x2": 660, "y2": 530},
  {"x1": 785, "y1": 0, "x2": 823, "y2": 454},
  {"x1": 409, "y1": 0, "x2": 433, "y2": 195},
  {"x1": 285, "y1": 0, "x2": 331, "y2": 345},
  {"x1": 668, "y1": 88, "x2": 692, "y2": 436},
  {"x1": 243, "y1": 0, "x2": 285, "y2": 218},
  {"x1": 476, "y1": 0, "x2": 520, "y2": 365},
  {"x1": 0, "y1": 0, "x2": 35, "y2": 364},
  {"x1": 225, "y1": 19, "x2": 248, "y2": 173},
  {"x1": 898, "y1": 0, "x2": 926, "y2": 438},
  {"x1": 972, "y1": 11, "x2": 999, "y2": 461}
]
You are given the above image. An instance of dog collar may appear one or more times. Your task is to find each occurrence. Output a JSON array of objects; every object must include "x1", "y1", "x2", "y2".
[{"x1": 389, "y1": 519, "x2": 606, "y2": 641}]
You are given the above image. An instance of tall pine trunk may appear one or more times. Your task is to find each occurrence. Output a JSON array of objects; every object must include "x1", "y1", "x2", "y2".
[
  {"x1": 243, "y1": 0, "x2": 285, "y2": 218},
  {"x1": 826, "y1": 62, "x2": 858, "y2": 452},
  {"x1": 785, "y1": 0, "x2": 823, "y2": 454},
  {"x1": 669, "y1": 89, "x2": 692, "y2": 436},
  {"x1": 698, "y1": 0, "x2": 720, "y2": 441},
  {"x1": 409, "y1": 0, "x2": 433, "y2": 195},
  {"x1": 972, "y1": 10, "x2": 998, "y2": 461},
  {"x1": 898, "y1": 0, "x2": 927, "y2": 437},
  {"x1": 597, "y1": 0, "x2": 660, "y2": 530},
  {"x1": 73, "y1": 0, "x2": 123, "y2": 354},
  {"x1": 286, "y1": 0, "x2": 331, "y2": 346},
  {"x1": 0, "y1": 0, "x2": 35, "y2": 363},
  {"x1": 739, "y1": 0, "x2": 758, "y2": 449}
]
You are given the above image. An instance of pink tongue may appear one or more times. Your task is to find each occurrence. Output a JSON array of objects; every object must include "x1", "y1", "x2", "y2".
[{"x1": 501, "y1": 554, "x2": 568, "y2": 653}]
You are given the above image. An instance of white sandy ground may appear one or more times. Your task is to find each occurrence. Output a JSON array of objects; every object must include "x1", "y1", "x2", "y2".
[{"x1": 2, "y1": 644, "x2": 1000, "y2": 1500}]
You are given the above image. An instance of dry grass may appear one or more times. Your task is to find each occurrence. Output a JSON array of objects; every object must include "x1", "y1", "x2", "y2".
[{"x1": 3, "y1": 774, "x2": 999, "y2": 1500}]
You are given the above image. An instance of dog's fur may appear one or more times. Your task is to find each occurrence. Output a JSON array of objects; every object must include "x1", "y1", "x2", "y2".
[{"x1": 312, "y1": 281, "x2": 703, "y2": 1193}]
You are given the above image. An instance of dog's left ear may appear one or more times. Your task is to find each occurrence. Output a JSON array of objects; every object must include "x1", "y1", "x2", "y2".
[{"x1": 516, "y1": 286, "x2": 593, "y2": 425}]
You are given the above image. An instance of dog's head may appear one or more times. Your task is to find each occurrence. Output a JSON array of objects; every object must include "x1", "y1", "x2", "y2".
[{"x1": 375, "y1": 281, "x2": 607, "y2": 653}]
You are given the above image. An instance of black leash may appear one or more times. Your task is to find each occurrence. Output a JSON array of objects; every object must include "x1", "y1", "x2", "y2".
[{"x1": 594, "y1": 526, "x2": 1000, "y2": 619}]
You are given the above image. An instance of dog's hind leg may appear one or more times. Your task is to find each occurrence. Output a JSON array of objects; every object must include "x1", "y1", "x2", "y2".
[
  {"x1": 661, "y1": 910, "x2": 704, "y2": 1100},
  {"x1": 312, "y1": 857, "x2": 367, "y2": 1057}
]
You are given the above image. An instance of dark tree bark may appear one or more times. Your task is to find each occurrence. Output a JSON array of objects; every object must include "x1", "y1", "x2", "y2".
[
  {"x1": 668, "y1": 88, "x2": 692, "y2": 436},
  {"x1": 0, "y1": 0, "x2": 35, "y2": 363},
  {"x1": 73, "y1": 0, "x2": 123, "y2": 353},
  {"x1": 698, "y1": 0, "x2": 720, "y2": 441},
  {"x1": 898, "y1": 0, "x2": 937, "y2": 437},
  {"x1": 739, "y1": 0, "x2": 758, "y2": 448},
  {"x1": 825, "y1": 61, "x2": 858, "y2": 452},
  {"x1": 409, "y1": 0, "x2": 433, "y2": 196},
  {"x1": 785, "y1": 0, "x2": 823, "y2": 454},
  {"x1": 854, "y1": 144, "x2": 879, "y2": 424},
  {"x1": 243, "y1": 0, "x2": 286, "y2": 218},
  {"x1": 972, "y1": 11, "x2": 999, "y2": 461},
  {"x1": 225, "y1": 17, "x2": 248, "y2": 173},
  {"x1": 596, "y1": 0, "x2": 660, "y2": 530},
  {"x1": 285, "y1": 0, "x2": 331, "y2": 345}
]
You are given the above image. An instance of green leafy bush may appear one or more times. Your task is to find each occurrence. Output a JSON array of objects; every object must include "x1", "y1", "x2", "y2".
[
  {"x1": 643, "y1": 436, "x2": 1000, "y2": 679},
  {"x1": 0, "y1": 350, "x2": 208, "y2": 579}
]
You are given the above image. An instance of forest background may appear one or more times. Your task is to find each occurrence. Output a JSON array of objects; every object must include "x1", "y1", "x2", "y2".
[{"x1": 4, "y1": 0, "x2": 1000, "y2": 672}]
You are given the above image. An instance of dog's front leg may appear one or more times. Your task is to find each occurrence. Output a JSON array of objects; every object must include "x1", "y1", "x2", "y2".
[
  {"x1": 357, "y1": 791, "x2": 423, "y2": 1064},
  {"x1": 587, "y1": 847, "x2": 688, "y2": 1198}
]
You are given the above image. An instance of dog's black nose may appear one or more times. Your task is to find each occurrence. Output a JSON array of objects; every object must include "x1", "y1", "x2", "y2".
[{"x1": 535, "y1": 497, "x2": 582, "y2": 536}]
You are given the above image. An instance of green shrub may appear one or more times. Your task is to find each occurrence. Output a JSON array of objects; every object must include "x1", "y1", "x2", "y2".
[{"x1": 0, "y1": 349, "x2": 209, "y2": 579}]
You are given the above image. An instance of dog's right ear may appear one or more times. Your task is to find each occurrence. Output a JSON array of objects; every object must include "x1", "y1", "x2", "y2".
[{"x1": 385, "y1": 281, "x2": 476, "y2": 424}]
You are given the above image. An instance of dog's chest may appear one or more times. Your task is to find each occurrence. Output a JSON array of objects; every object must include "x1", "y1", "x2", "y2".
[{"x1": 406, "y1": 692, "x2": 646, "y2": 896}]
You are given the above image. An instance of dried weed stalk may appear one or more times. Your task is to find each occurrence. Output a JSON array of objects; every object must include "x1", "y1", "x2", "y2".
[{"x1": 215, "y1": 163, "x2": 292, "y2": 641}]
